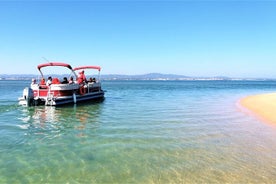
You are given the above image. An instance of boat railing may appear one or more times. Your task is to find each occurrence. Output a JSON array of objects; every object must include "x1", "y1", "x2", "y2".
[{"x1": 87, "y1": 82, "x2": 101, "y2": 93}]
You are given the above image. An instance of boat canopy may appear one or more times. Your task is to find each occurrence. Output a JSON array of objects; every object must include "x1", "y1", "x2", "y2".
[
  {"x1": 73, "y1": 66, "x2": 101, "y2": 71},
  {"x1": 37, "y1": 62, "x2": 77, "y2": 79},
  {"x1": 37, "y1": 62, "x2": 73, "y2": 70}
]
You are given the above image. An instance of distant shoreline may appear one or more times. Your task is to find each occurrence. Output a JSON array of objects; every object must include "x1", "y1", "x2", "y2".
[
  {"x1": 1, "y1": 78, "x2": 276, "y2": 81},
  {"x1": 1, "y1": 73, "x2": 276, "y2": 81}
]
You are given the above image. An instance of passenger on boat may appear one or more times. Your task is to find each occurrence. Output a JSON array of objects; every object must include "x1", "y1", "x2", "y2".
[
  {"x1": 69, "y1": 76, "x2": 74, "y2": 84},
  {"x1": 31, "y1": 78, "x2": 36, "y2": 85},
  {"x1": 46, "y1": 76, "x2": 52, "y2": 86},
  {"x1": 40, "y1": 78, "x2": 46, "y2": 85},
  {"x1": 89, "y1": 77, "x2": 96, "y2": 83},
  {"x1": 77, "y1": 70, "x2": 87, "y2": 84},
  {"x1": 61, "y1": 77, "x2": 69, "y2": 84},
  {"x1": 52, "y1": 78, "x2": 60, "y2": 84}
]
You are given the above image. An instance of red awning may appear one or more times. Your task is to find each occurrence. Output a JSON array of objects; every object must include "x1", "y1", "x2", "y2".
[
  {"x1": 73, "y1": 66, "x2": 101, "y2": 71},
  {"x1": 37, "y1": 62, "x2": 73, "y2": 70}
]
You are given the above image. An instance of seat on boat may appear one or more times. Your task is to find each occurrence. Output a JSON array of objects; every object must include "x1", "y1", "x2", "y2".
[{"x1": 39, "y1": 85, "x2": 48, "y2": 89}]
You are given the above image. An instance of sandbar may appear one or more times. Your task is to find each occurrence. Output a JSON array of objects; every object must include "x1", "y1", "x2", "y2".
[{"x1": 240, "y1": 93, "x2": 276, "y2": 125}]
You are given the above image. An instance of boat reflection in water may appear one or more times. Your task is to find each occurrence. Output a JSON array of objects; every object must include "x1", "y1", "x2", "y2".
[{"x1": 18, "y1": 102, "x2": 103, "y2": 139}]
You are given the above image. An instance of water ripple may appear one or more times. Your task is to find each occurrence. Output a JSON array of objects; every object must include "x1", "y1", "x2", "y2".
[{"x1": 1, "y1": 80, "x2": 276, "y2": 183}]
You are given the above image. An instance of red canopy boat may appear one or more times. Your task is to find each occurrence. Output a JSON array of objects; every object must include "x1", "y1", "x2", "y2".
[{"x1": 18, "y1": 62, "x2": 105, "y2": 106}]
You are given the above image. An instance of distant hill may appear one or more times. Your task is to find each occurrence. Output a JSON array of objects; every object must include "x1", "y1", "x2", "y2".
[{"x1": 101, "y1": 73, "x2": 191, "y2": 80}]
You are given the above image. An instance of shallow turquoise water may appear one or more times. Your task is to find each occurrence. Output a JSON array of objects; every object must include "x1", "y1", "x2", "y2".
[{"x1": 0, "y1": 80, "x2": 276, "y2": 183}]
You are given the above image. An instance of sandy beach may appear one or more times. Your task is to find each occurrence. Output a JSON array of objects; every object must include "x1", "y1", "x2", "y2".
[{"x1": 240, "y1": 93, "x2": 276, "y2": 125}]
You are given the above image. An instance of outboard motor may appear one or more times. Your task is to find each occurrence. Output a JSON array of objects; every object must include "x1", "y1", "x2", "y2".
[{"x1": 22, "y1": 87, "x2": 34, "y2": 106}]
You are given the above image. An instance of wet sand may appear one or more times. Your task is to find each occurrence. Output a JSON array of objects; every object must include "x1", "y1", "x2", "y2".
[{"x1": 240, "y1": 93, "x2": 276, "y2": 125}]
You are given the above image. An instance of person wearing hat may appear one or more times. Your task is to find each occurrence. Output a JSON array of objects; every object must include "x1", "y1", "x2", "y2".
[{"x1": 31, "y1": 78, "x2": 36, "y2": 85}]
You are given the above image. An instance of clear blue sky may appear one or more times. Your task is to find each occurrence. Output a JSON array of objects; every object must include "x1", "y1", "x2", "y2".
[{"x1": 1, "y1": 1, "x2": 276, "y2": 78}]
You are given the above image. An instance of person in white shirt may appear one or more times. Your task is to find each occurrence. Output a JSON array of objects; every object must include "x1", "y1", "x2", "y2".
[{"x1": 46, "y1": 76, "x2": 52, "y2": 86}]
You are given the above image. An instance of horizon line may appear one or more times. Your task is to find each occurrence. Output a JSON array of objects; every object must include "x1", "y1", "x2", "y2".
[{"x1": 1, "y1": 73, "x2": 276, "y2": 80}]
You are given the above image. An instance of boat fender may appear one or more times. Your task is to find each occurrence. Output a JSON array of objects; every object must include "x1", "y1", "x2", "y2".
[{"x1": 73, "y1": 93, "x2": 77, "y2": 103}]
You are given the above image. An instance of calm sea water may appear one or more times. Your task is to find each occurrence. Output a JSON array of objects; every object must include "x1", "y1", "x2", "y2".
[{"x1": 0, "y1": 80, "x2": 276, "y2": 183}]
